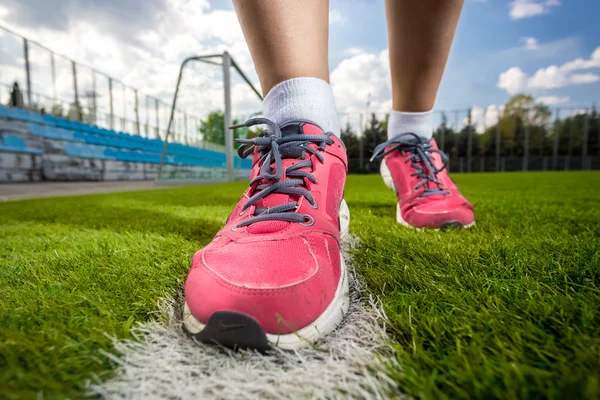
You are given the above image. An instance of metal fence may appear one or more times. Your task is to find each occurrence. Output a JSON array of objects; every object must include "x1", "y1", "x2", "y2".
[
  {"x1": 0, "y1": 24, "x2": 204, "y2": 145},
  {"x1": 340, "y1": 107, "x2": 600, "y2": 173}
]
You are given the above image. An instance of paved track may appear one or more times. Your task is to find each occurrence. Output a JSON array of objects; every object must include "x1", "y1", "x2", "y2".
[{"x1": 0, "y1": 181, "x2": 160, "y2": 202}]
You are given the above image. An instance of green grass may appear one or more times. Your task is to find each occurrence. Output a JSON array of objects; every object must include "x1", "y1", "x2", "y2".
[{"x1": 1, "y1": 172, "x2": 599, "y2": 399}]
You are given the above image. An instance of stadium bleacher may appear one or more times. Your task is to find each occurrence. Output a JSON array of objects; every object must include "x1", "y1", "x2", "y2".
[{"x1": 0, "y1": 104, "x2": 252, "y2": 182}]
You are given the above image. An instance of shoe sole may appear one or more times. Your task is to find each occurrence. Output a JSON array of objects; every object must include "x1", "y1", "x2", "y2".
[
  {"x1": 183, "y1": 199, "x2": 351, "y2": 352},
  {"x1": 381, "y1": 160, "x2": 475, "y2": 230}
]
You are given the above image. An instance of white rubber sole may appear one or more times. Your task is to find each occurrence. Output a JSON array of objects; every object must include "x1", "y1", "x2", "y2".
[
  {"x1": 183, "y1": 199, "x2": 351, "y2": 350},
  {"x1": 381, "y1": 159, "x2": 475, "y2": 229}
]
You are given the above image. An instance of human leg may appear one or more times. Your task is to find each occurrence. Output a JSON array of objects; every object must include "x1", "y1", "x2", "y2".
[{"x1": 184, "y1": 0, "x2": 349, "y2": 351}]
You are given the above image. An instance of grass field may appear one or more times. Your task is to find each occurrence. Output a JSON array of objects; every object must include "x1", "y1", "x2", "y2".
[{"x1": 1, "y1": 171, "x2": 599, "y2": 399}]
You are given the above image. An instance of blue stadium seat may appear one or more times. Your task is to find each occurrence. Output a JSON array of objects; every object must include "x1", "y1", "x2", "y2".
[
  {"x1": 28, "y1": 112, "x2": 45, "y2": 125},
  {"x1": 0, "y1": 105, "x2": 10, "y2": 119},
  {"x1": 28, "y1": 123, "x2": 46, "y2": 137},
  {"x1": 0, "y1": 134, "x2": 42, "y2": 154}
]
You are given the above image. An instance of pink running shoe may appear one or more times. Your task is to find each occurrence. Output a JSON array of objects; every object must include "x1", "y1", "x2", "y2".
[
  {"x1": 183, "y1": 118, "x2": 350, "y2": 351},
  {"x1": 371, "y1": 133, "x2": 474, "y2": 229}
]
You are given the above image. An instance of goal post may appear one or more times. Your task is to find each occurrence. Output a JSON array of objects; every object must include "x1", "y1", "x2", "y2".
[{"x1": 156, "y1": 52, "x2": 262, "y2": 185}]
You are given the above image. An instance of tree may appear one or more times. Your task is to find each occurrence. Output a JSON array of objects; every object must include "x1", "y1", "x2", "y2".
[
  {"x1": 340, "y1": 122, "x2": 360, "y2": 159},
  {"x1": 361, "y1": 113, "x2": 387, "y2": 158},
  {"x1": 198, "y1": 111, "x2": 246, "y2": 148}
]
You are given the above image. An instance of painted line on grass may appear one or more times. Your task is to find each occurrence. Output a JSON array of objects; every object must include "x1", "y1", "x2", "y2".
[{"x1": 92, "y1": 236, "x2": 400, "y2": 399}]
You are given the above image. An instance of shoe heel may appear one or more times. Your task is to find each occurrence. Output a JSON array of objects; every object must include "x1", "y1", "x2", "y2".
[
  {"x1": 339, "y1": 199, "x2": 350, "y2": 240},
  {"x1": 380, "y1": 160, "x2": 396, "y2": 191}
]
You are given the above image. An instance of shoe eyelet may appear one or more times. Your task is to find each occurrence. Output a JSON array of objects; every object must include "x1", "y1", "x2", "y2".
[
  {"x1": 308, "y1": 200, "x2": 319, "y2": 209},
  {"x1": 299, "y1": 214, "x2": 315, "y2": 227},
  {"x1": 231, "y1": 226, "x2": 239, "y2": 232},
  {"x1": 239, "y1": 208, "x2": 246, "y2": 216}
]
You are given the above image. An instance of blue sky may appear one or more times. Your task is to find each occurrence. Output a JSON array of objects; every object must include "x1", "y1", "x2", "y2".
[{"x1": 0, "y1": 0, "x2": 598, "y2": 130}]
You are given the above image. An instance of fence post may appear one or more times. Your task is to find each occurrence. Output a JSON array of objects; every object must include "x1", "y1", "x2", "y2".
[
  {"x1": 91, "y1": 70, "x2": 97, "y2": 124},
  {"x1": 359, "y1": 113, "x2": 364, "y2": 170},
  {"x1": 552, "y1": 109, "x2": 560, "y2": 170},
  {"x1": 51, "y1": 52, "x2": 57, "y2": 106},
  {"x1": 71, "y1": 61, "x2": 80, "y2": 121},
  {"x1": 145, "y1": 96, "x2": 150, "y2": 137},
  {"x1": 440, "y1": 123, "x2": 446, "y2": 152},
  {"x1": 222, "y1": 51, "x2": 234, "y2": 182},
  {"x1": 565, "y1": 116, "x2": 573, "y2": 171},
  {"x1": 109, "y1": 78, "x2": 114, "y2": 130},
  {"x1": 134, "y1": 89, "x2": 140, "y2": 135},
  {"x1": 23, "y1": 38, "x2": 32, "y2": 108},
  {"x1": 495, "y1": 118, "x2": 501, "y2": 172},
  {"x1": 122, "y1": 85, "x2": 126, "y2": 131},
  {"x1": 582, "y1": 111, "x2": 589, "y2": 170},
  {"x1": 155, "y1": 98, "x2": 160, "y2": 138},
  {"x1": 467, "y1": 125, "x2": 473, "y2": 173},
  {"x1": 523, "y1": 122, "x2": 529, "y2": 171},
  {"x1": 184, "y1": 113, "x2": 188, "y2": 145}
]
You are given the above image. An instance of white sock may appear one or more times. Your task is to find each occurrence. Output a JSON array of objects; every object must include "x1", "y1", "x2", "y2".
[
  {"x1": 262, "y1": 77, "x2": 341, "y2": 136},
  {"x1": 387, "y1": 109, "x2": 433, "y2": 140}
]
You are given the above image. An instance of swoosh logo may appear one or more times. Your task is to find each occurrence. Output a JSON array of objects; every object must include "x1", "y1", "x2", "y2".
[{"x1": 217, "y1": 321, "x2": 247, "y2": 331}]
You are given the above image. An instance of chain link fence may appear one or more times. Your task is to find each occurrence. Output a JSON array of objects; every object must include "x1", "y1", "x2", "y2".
[
  {"x1": 0, "y1": 25, "x2": 203, "y2": 145},
  {"x1": 340, "y1": 107, "x2": 600, "y2": 173}
]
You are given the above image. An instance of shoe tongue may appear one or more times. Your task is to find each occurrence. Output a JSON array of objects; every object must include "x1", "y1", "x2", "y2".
[
  {"x1": 278, "y1": 121, "x2": 324, "y2": 159},
  {"x1": 280, "y1": 121, "x2": 324, "y2": 136},
  {"x1": 247, "y1": 122, "x2": 324, "y2": 235}
]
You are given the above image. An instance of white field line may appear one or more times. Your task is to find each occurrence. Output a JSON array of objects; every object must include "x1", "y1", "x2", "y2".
[{"x1": 91, "y1": 236, "x2": 402, "y2": 399}]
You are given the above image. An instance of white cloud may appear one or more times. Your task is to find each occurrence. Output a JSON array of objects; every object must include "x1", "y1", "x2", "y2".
[
  {"x1": 498, "y1": 67, "x2": 529, "y2": 95},
  {"x1": 469, "y1": 105, "x2": 503, "y2": 133},
  {"x1": 521, "y1": 37, "x2": 539, "y2": 50},
  {"x1": 497, "y1": 47, "x2": 600, "y2": 94},
  {"x1": 329, "y1": 9, "x2": 345, "y2": 25},
  {"x1": 537, "y1": 95, "x2": 570, "y2": 105},
  {"x1": 509, "y1": 0, "x2": 560, "y2": 20},
  {"x1": 330, "y1": 49, "x2": 391, "y2": 115},
  {"x1": 0, "y1": 0, "x2": 260, "y2": 129}
]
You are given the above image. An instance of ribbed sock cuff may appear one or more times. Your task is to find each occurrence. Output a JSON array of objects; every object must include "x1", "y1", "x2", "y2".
[
  {"x1": 263, "y1": 77, "x2": 341, "y2": 136},
  {"x1": 387, "y1": 109, "x2": 434, "y2": 140}
]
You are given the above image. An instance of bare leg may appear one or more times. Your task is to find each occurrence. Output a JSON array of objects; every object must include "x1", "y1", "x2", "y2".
[
  {"x1": 233, "y1": 0, "x2": 329, "y2": 96},
  {"x1": 385, "y1": 0, "x2": 464, "y2": 112}
]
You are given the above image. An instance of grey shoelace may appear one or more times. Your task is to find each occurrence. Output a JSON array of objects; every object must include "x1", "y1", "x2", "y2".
[
  {"x1": 370, "y1": 132, "x2": 450, "y2": 197},
  {"x1": 232, "y1": 118, "x2": 334, "y2": 227}
]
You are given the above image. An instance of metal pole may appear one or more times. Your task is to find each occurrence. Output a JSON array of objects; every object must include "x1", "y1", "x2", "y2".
[
  {"x1": 223, "y1": 51, "x2": 235, "y2": 181},
  {"x1": 134, "y1": 89, "x2": 140, "y2": 135},
  {"x1": 23, "y1": 38, "x2": 32, "y2": 108},
  {"x1": 122, "y1": 84, "x2": 126, "y2": 131},
  {"x1": 51, "y1": 52, "x2": 57, "y2": 105},
  {"x1": 359, "y1": 113, "x2": 364, "y2": 170},
  {"x1": 184, "y1": 113, "x2": 189, "y2": 144},
  {"x1": 552, "y1": 109, "x2": 560, "y2": 170},
  {"x1": 230, "y1": 57, "x2": 263, "y2": 101},
  {"x1": 523, "y1": 122, "x2": 529, "y2": 171},
  {"x1": 495, "y1": 114, "x2": 501, "y2": 172},
  {"x1": 440, "y1": 119, "x2": 445, "y2": 152},
  {"x1": 467, "y1": 117, "x2": 473, "y2": 173},
  {"x1": 155, "y1": 98, "x2": 160, "y2": 139},
  {"x1": 92, "y1": 70, "x2": 97, "y2": 124},
  {"x1": 582, "y1": 111, "x2": 589, "y2": 170},
  {"x1": 565, "y1": 116, "x2": 573, "y2": 171},
  {"x1": 108, "y1": 78, "x2": 114, "y2": 130},
  {"x1": 158, "y1": 62, "x2": 187, "y2": 178},
  {"x1": 145, "y1": 96, "x2": 150, "y2": 137},
  {"x1": 71, "y1": 61, "x2": 79, "y2": 120}
]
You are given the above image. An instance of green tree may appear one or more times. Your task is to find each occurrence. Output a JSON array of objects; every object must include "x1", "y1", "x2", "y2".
[
  {"x1": 340, "y1": 122, "x2": 360, "y2": 159},
  {"x1": 198, "y1": 111, "x2": 246, "y2": 148},
  {"x1": 362, "y1": 113, "x2": 387, "y2": 157}
]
